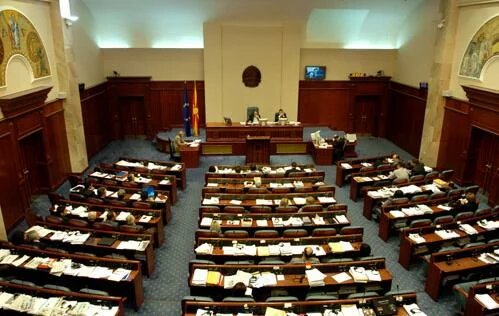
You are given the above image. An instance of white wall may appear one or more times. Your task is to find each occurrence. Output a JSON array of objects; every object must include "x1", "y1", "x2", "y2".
[
  {"x1": 393, "y1": 0, "x2": 440, "y2": 87},
  {"x1": 449, "y1": 4, "x2": 499, "y2": 99},
  {"x1": 300, "y1": 49, "x2": 397, "y2": 80},
  {"x1": 101, "y1": 48, "x2": 204, "y2": 80}
]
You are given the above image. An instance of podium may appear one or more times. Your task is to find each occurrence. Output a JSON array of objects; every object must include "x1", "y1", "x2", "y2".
[{"x1": 246, "y1": 136, "x2": 270, "y2": 164}]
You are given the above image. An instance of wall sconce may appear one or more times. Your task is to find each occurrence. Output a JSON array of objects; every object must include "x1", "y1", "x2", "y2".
[{"x1": 63, "y1": 15, "x2": 79, "y2": 27}]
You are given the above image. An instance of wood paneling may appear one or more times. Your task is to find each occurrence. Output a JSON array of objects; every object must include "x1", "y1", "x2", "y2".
[
  {"x1": 386, "y1": 82, "x2": 427, "y2": 157},
  {"x1": 438, "y1": 86, "x2": 499, "y2": 205},
  {"x1": 80, "y1": 82, "x2": 109, "y2": 158}
]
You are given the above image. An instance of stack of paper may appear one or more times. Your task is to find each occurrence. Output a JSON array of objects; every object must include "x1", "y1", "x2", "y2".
[
  {"x1": 459, "y1": 224, "x2": 478, "y2": 235},
  {"x1": 257, "y1": 246, "x2": 270, "y2": 256},
  {"x1": 318, "y1": 196, "x2": 336, "y2": 204},
  {"x1": 117, "y1": 240, "x2": 149, "y2": 251},
  {"x1": 361, "y1": 162, "x2": 373, "y2": 167},
  {"x1": 341, "y1": 304, "x2": 363, "y2": 316},
  {"x1": 312, "y1": 215, "x2": 325, "y2": 225},
  {"x1": 335, "y1": 215, "x2": 349, "y2": 224},
  {"x1": 475, "y1": 294, "x2": 499, "y2": 310},
  {"x1": 349, "y1": 266, "x2": 368, "y2": 283},
  {"x1": 200, "y1": 217, "x2": 213, "y2": 227},
  {"x1": 171, "y1": 164, "x2": 182, "y2": 171},
  {"x1": 272, "y1": 217, "x2": 284, "y2": 227},
  {"x1": 278, "y1": 242, "x2": 293, "y2": 256},
  {"x1": 409, "y1": 233, "x2": 426, "y2": 244},
  {"x1": 202, "y1": 197, "x2": 219, "y2": 205},
  {"x1": 435, "y1": 230, "x2": 460, "y2": 240},
  {"x1": 478, "y1": 220, "x2": 499, "y2": 230},
  {"x1": 129, "y1": 193, "x2": 141, "y2": 200},
  {"x1": 230, "y1": 199, "x2": 242, "y2": 205},
  {"x1": 293, "y1": 181, "x2": 304, "y2": 188},
  {"x1": 389, "y1": 210, "x2": 405, "y2": 218},
  {"x1": 437, "y1": 204, "x2": 452, "y2": 211},
  {"x1": 329, "y1": 241, "x2": 354, "y2": 253},
  {"x1": 206, "y1": 270, "x2": 223, "y2": 286},
  {"x1": 256, "y1": 219, "x2": 268, "y2": 227},
  {"x1": 366, "y1": 270, "x2": 381, "y2": 281},
  {"x1": 399, "y1": 185, "x2": 422, "y2": 195},
  {"x1": 417, "y1": 204, "x2": 433, "y2": 214},
  {"x1": 284, "y1": 217, "x2": 303, "y2": 226},
  {"x1": 108, "y1": 268, "x2": 131, "y2": 282},
  {"x1": 195, "y1": 243, "x2": 214, "y2": 255},
  {"x1": 139, "y1": 215, "x2": 152, "y2": 223},
  {"x1": 264, "y1": 307, "x2": 286, "y2": 316},
  {"x1": 305, "y1": 268, "x2": 326, "y2": 287},
  {"x1": 341, "y1": 163, "x2": 352, "y2": 169},
  {"x1": 256, "y1": 199, "x2": 273, "y2": 205},
  {"x1": 116, "y1": 212, "x2": 131, "y2": 221},
  {"x1": 332, "y1": 272, "x2": 352, "y2": 283},
  {"x1": 191, "y1": 268, "x2": 208, "y2": 286}
]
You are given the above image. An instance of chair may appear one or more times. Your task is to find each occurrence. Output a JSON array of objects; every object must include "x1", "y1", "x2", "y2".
[
  {"x1": 454, "y1": 211, "x2": 474, "y2": 222},
  {"x1": 282, "y1": 229, "x2": 308, "y2": 238},
  {"x1": 100, "y1": 162, "x2": 114, "y2": 169},
  {"x1": 93, "y1": 222, "x2": 115, "y2": 231},
  {"x1": 475, "y1": 208, "x2": 491, "y2": 217},
  {"x1": 411, "y1": 194, "x2": 429, "y2": 203},
  {"x1": 275, "y1": 206, "x2": 298, "y2": 213},
  {"x1": 288, "y1": 172, "x2": 307, "y2": 177},
  {"x1": 294, "y1": 187, "x2": 313, "y2": 193},
  {"x1": 247, "y1": 187, "x2": 269, "y2": 194},
  {"x1": 44, "y1": 284, "x2": 71, "y2": 292},
  {"x1": 68, "y1": 175, "x2": 83, "y2": 187},
  {"x1": 224, "y1": 206, "x2": 246, "y2": 214},
  {"x1": 439, "y1": 169, "x2": 455, "y2": 181},
  {"x1": 223, "y1": 230, "x2": 249, "y2": 238},
  {"x1": 305, "y1": 294, "x2": 339, "y2": 301},
  {"x1": 463, "y1": 241, "x2": 485, "y2": 248},
  {"x1": 265, "y1": 296, "x2": 299, "y2": 302},
  {"x1": 393, "y1": 178, "x2": 408, "y2": 185},
  {"x1": 453, "y1": 281, "x2": 478, "y2": 311},
  {"x1": 169, "y1": 137, "x2": 182, "y2": 162},
  {"x1": 45, "y1": 247, "x2": 68, "y2": 254},
  {"x1": 259, "y1": 259, "x2": 285, "y2": 265},
  {"x1": 223, "y1": 297, "x2": 255, "y2": 302},
  {"x1": 316, "y1": 185, "x2": 335, "y2": 192},
  {"x1": 360, "y1": 166, "x2": 375, "y2": 174},
  {"x1": 108, "y1": 200, "x2": 128, "y2": 207},
  {"x1": 327, "y1": 204, "x2": 347, "y2": 211},
  {"x1": 347, "y1": 292, "x2": 379, "y2": 299},
  {"x1": 103, "y1": 179, "x2": 117, "y2": 186},
  {"x1": 447, "y1": 188, "x2": 464, "y2": 198},
  {"x1": 249, "y1": 206, "x2": 272, "y2": 213},
  {"x1": 203, "y1": 187, "x2": 221, "y2": 194},
  {"x1": 224, "y1": 260, "x2": 254, "y2": 265},
  {"x1": 254, "y1": 230, "x2": 279, "y2": 238},
  {"x1": 74, "y1": 252, "x2": 96, "y2": 257},
  {"x1": 45, "y1": 215, "x2": 64, "y2": 224},
  {"x1": 80, "y1": 288, "x2": 110, "y2": 296},
  {"x1": 430, "y1": 192, "x2": 447, "y2": 200},
  {"x1": 391, "y1": 197, "x2": 410, "y2": 205},
  {"x1": 271, "y1": 187, "x2": 291, "y2": 194},
  {"x1": 67, "y1": 218, "x2": 88, "y2": 228},
  {"x1": 434, "y1": 215, "x2": 454, "y2": 225},
  {"x1": 121, "y1": 181, "x2": 139, "y2": 188},
  {"x1": 424, "y1": 171, "x2": 439, "y2": 183},
  {"x1": 409, "y1": 219, "x2": 432, "y2": 228},
  {"x1": 340, "y1": 226, "x2": 363, "y2": 235},
  {"x1": 311, "y1": 228, "x2": 336, "y2": 237},
  {"x1": 299, "y1": 204, "x2": 323, "y2": 212},
  {"x1": 225, "y1": 187, "x2": 244, "y2": 194},
  {"x1": 48, "y1": 192, "x2": 64, "y2": 205},
  {"x1": 132, "y1": 201, "x2": 151, "y2": 209},
  {"x1": 86, "y1": 197, "x2": 104, "y2": 204},
  {"x1": 409, "y1": 175, "x2": 425, "y2": 182},
  {"x1": 195, "y1": 229, "x2": 220, "y2": 238},
  {"x1": 321, "y1": 258, "x2": 353, "y2": 263},
  {"x1": 189, "y1": 259, "x2": 216, "y2": 265},
  {"x1": 120, "y1": 224, "x2": 144, "y2": 233},
  {"x1": 464, "y1": 185, "x2": 480, "y2": 194},
  {"x1": 199, "y1": 206, "x2": 221, "y2": 214},
  {"x1": 182, "y1": 295, "x2": 214, "y2": 302}
]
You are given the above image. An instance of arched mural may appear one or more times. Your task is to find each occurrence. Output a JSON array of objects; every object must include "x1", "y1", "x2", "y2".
[
  {"x1": 459, "y1": 15, "x2": 499, "y2": 80},
  {"x1": 0, "y1": 9, "x2": 51, "y2": 87}
]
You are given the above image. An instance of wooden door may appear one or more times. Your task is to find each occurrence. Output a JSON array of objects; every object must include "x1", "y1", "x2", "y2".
[
  {"x1": 354, "y1": 96, "x2": 379, "y2": 135},
  {"x1": 467, "y1": 128, "x2": 499, "y2": 204},
  {"x1": 119, "y1": 96, "x2": 146, "y2": 137},
  {"x1": 19, "y1": 131, "x2": 48, "y2": 195}
]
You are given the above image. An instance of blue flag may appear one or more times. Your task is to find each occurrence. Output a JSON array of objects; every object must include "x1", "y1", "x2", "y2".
[{"x1": 183, "y1": 83, "x2": 192, "y2": 137}]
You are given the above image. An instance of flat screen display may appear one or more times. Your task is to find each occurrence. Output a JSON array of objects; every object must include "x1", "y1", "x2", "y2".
[{"x1": 305, "y1": 66, "x2": 326, "y2": 80}]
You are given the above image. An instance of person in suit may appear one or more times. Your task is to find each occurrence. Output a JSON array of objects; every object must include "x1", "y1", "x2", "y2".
[
  {"x1": 290, "y1": 246, "x2": 320, "y2": 264},
  {"x1": 274, "y1": 108, "x2": 287, "y2": 122},
  {"x1": 452, "y1": 192, "x2": 479, "y2": 213},
  {"x1": 285, "y1": 161, "x2": 300, "y2": 176},
  {"x1": 388, "y1": 163, "x2": 410, "y2": 181},
  {"x1": 410, "y1": 159, "x2": 426, "y2": 176},
  {"x1": 332, "y1": 135, "x2": 346, "y2": 162},
  {"x1": 247, "y1": 109, "x2": 261, "y2": 124}
]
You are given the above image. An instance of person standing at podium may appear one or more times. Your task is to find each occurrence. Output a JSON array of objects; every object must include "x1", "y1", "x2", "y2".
[{"x1": 247, "y1": 109, "x2": 261, "y2": 124}]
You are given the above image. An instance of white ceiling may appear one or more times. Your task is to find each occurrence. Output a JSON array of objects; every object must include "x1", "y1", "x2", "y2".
[{"x1": 81, "y1": 0, "x2": 425, "y2": 49}]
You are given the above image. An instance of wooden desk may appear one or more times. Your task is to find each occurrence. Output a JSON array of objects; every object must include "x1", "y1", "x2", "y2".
[
  {"x1": 206, "y1": 122, "x2": 303, "y2": 142},
  {"x1": 425, "y1": 242, "x2": 499, "y2": 300},
  {"x1": 465, "y1": 281, "x2": 499, "y2": 316},
  {"x1": 180, "y1": 144, "x2": 200, "y2": 168},
  {"x1": 182, "y1": 293, "x2": 419, "y2": 315},
  {"x1": 246, "y1": 136, "x2": 270, "y2": 164},
  {"x1": 310, "y1": 143, "x2": 333, "y2": 165},
  {"x1": 335, "y1": 155, "x2": 392, "y2": 187}
]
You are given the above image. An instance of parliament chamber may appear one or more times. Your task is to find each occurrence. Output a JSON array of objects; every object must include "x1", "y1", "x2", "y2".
[{"x1": 0, "y1": 0, "x2": 498, "y2": 315}]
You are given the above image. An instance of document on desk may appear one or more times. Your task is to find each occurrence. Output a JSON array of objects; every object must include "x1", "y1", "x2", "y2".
[
  {"x1": 312, "y1": 216, "x2": 325, "y2": 225},
  {"x1": 71, "y1": 205, "x2": 88, "y2": 217},
  {"x1": 264, "y1": 307, "x2": 286, "y2": 316},
  {"x1": 256, "y1": 219, "x2": 268, "y2": 227},
  {"x1": 116, "y1": 211, "x2": 131, "y2": 221},
  {"x1": 409, "y1": 233, "x2": 426, "y2": 244},
  {"x1": 11, "y1": 255, "x2": 30, "y2": 267},
  {"x1": 475, "y1": 293, "x2": 499, "y2": 309},
  {"x1": 139, "y1": 215, "x2": 152, "y2": 223},
  {"x1": 256, "y1": 199, "x2": 273, "y2": 205},
  {"x1": 206, "y1": 182, "x2": 218, "y2": 187},
  {"x1": 293, "y1": 197, "x2": 306, "y2": 205},
  {"x1": 257, "y1": 246, "x2": 270, "y2": 256},
  {"x1": 318, "y1": 196, "x2": 336, "y2": 204},
  {"x1": 171, "y1": 164, "x2": 182, "y2": 171},
  {"x1": 349, "y1": 266, "x2": 369, "y2": 283},
  {"x1": 229, "y1": 199, "x2": 242, "y2": 205},
  {"x1": 117, "y1": 240, "x2": 149, "y2": 251},
  {"x1": 191, "y1": 268, "x2": 208, "y2": 286},
  {"x1": 389, "y1": 210, "x2": 406, "y2": 218},
  {"x1": 202, "y1": 197, "x2": 219, "y2": 205},
  {"x1": 366, "y1": 269, "x2": 381, "y2": 281},
  {"x1": 459, "y1": 223, "x2": 478, "y2": 235},
  {"x1": 159, "y1": 179, "x2": 171, "y2": 185},
  {"x1": 332, "y1": 272, "x2": 352, "y2": 283},
  {"x1": 403, "y1": 303, "x2": 427, "y2": 316},
  {"x1": 335, "y1": 214, "x2": 349, "y2": 224},
  {"x1": 129, "y1": 193, "x2": 141, "y2": 200},
  {"x1": 26, "y1": 225, "x2": 53, "y2": 238},
  {"x1": 435, "y1": 229, "x2": 460, "y2": 240},
  {"x1": 305, "y1": 268, "x2": 326, "y2": 287},
  {"x1": 1, "y1": 254, "x2": 19, "y2": 265},
  {"x1": 341, "y1": 163, "x2": 353, "y2": 169},
  {"x1": 108, "y1": 268, "x2": 131, "y2": 282}
]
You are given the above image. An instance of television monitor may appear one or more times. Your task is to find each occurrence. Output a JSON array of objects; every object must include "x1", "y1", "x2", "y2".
[
  {"x1": 305, "y1": 66, "x2": 326, "y2": 80},
  {"x1": 310, "y1": 130, "x2": 321, "y2": 145}
]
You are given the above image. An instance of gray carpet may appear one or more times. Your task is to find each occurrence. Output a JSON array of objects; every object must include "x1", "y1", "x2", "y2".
[{"x1": 28, "y1": 128, "x2": 479, "y2": 316}]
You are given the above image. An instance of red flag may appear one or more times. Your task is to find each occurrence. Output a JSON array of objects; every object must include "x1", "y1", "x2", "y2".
[{"x1": 192, "y1": 81, "x2": 199, "y2": 136}]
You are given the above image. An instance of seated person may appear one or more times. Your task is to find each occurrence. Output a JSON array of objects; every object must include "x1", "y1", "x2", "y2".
[
  {"x1": 274, "y1": 108, "x2": 287, "y2": 122},
  {"x1": 388, "y1": 163, "x2": 410, "y2": 181},
  {"x1": 279, "y1": 197, "x2": 290, "y2": 207},
  {"x1": 451, "y1": 192, "x2": 479, "y2": 213},
  {"x1": 173, "y1": 130, "x2": 187, "y2": 153},
  {"x1": 388, "y1": 153, "x2": 400, "y2": 165},
  {"x1": 96, "y1": 186, "x2": 107, "y2": 199},
  {"x1": 247, "y1": 109, "x2": 261, "y2": 124},
  {"x1": 284, "y1": 162, "x2": 301, "y2": 176},
  {"x1": 125, "y1": 214, "x2": 136, "y2": 226},
  {"x1": 290, "y1": 246, "x2": 320, "y2": 264},
  {"x1": 87, "y1": 211, "x2": 98, "y2": 223},
  {"x1": 410, "y1": 159, "x2": 426, "y2": 176},
  {"x1": 116, "y1": 188, "x2": 126, "y2": 200},
  {"x1": 210, "y1": 220, "x2": 221, "y2": 234},
  {"x1": 231, "y1": 282, "x2": 249, "y2": 297}
]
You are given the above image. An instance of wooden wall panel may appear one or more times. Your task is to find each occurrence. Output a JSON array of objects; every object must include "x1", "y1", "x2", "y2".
[
  {"x1": 0, "y1": 121, "x2": 30, "y2": 231},
  {"x1": 298, "y1": 81, "x2": 353, "y2": 130},
  {"x1": 80, "y1": 82, "x2": 109, "y2": 158},
  {"x1": 386, "y1": 82, "x2": 427, "y2": 157},
  {"x1": 43, "y1": 99, "x2": 71, "y2": 190}
]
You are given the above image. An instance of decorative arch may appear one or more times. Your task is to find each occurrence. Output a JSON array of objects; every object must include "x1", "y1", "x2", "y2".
[
  {"x1": 0, "y1": 9, "x2": 51, "y2": 87},
  {"x1": 459, "y1": 15, "x2": 499, "y2": 80}
]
